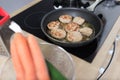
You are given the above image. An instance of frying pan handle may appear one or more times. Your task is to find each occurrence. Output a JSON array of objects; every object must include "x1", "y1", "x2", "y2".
[
  {"x1": 0, "y1": 7, "x2": 10, "y2": 26},
  {"x1": 87, "y1": 0, "x2": 103, "y2": 11}
]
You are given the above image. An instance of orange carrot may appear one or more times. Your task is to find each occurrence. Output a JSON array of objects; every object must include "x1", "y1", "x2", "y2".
[
  {"x1": 13, "y1": 33, "x2": 37, "y2": 80},
  {"x1": 10, "y1": 36, "x2": 25, "y2": 80},
  {"x1": 27, "y1": 34, "x2": 50, "y2": 80}
]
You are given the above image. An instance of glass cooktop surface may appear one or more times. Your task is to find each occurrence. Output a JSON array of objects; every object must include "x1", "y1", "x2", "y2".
[{"x1": 11, "y1": 0, "x2": 104, "y2": 62}]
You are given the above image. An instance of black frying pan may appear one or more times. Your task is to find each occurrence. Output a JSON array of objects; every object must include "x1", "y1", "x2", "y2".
[{"x1": 41, "y1": 8, "x2": 103, "y2": 47}]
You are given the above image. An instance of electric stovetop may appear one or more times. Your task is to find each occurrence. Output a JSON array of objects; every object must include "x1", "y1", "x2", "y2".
[{"x1": 11, "y1": 0, "x2": 120, "y2": 62}]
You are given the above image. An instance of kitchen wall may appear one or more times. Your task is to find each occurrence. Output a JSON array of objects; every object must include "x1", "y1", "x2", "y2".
[{"x1": 0, "y1": 0, "x2": 33, "y2": 14}]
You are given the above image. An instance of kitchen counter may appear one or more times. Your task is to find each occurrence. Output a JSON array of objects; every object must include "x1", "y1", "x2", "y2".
[{"x1": 0, "y1": 0, "x2": 120, "y2": 80}]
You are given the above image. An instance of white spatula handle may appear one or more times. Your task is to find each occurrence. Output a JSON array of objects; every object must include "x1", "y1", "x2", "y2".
[{"x1": 9, "y1": 21, "x2": 23, "y2": 33}]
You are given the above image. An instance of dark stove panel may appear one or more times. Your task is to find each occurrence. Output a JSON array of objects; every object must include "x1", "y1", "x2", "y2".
[{"x1": 11, "y1": 0, "x2": 103, "y2": 63}]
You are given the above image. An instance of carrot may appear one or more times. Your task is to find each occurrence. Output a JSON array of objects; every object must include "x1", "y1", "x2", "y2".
[
  {"x1": 27, "y1": 34, "x2": 50, "y2": 80},
  {"x1": 10, "y1": 36, "x2": 25, "y2": 80},
  {"x1": 13, "y1": 33, "x2": 37, "y2": 80}
]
